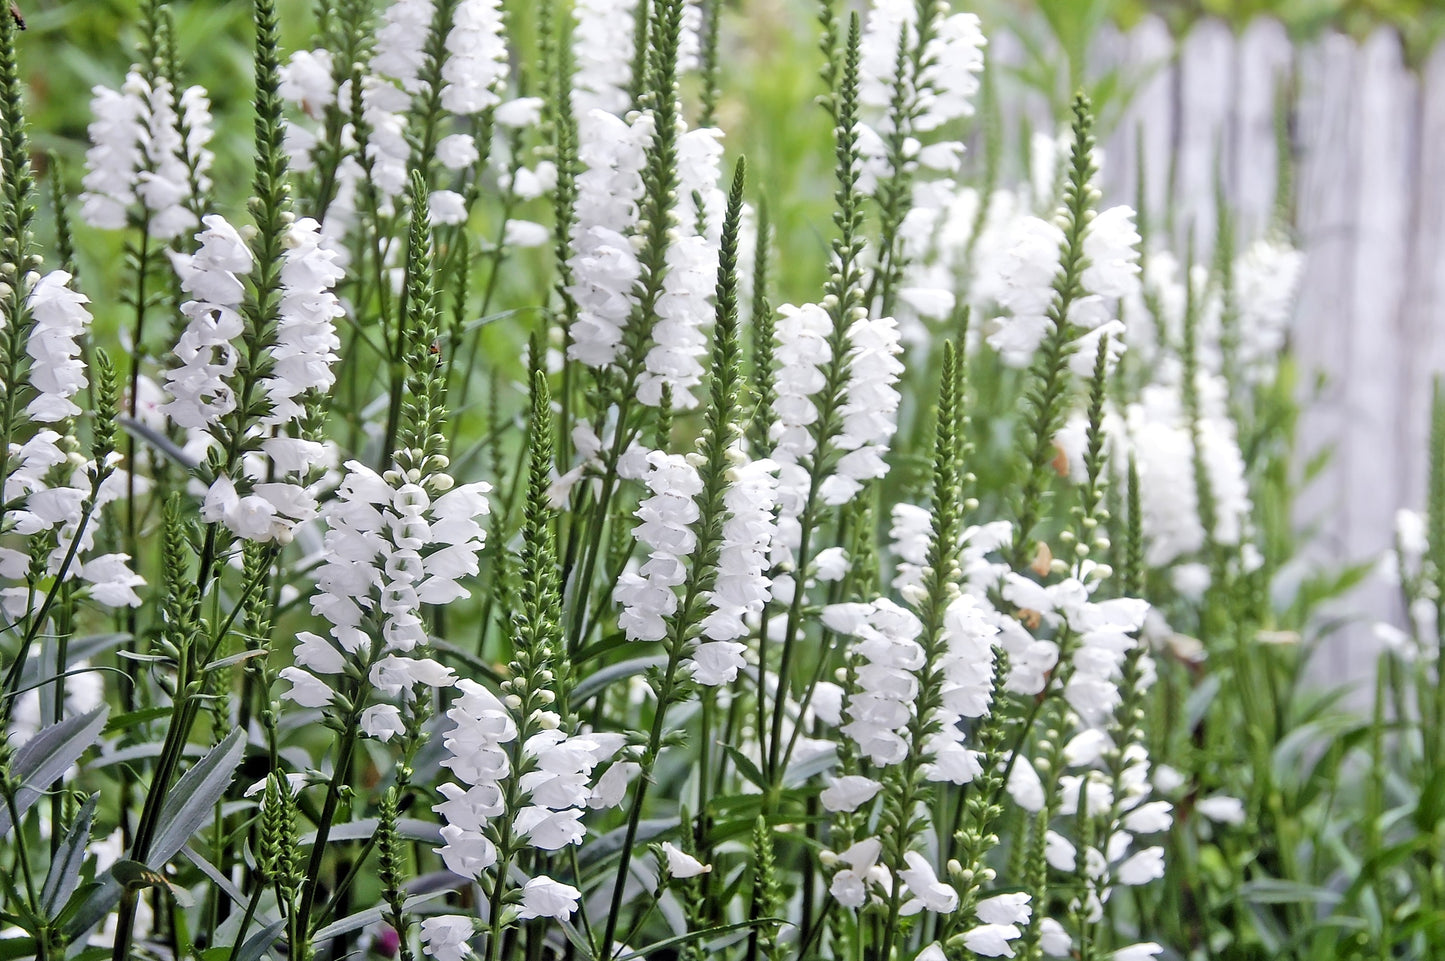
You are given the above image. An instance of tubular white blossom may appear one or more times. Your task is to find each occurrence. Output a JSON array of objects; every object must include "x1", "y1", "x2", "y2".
[
  {"x1": 922, "y1": 594, "x2": 999, "y2": 785},
  {"x1": 441, "y1": 0, "x2": 508, "y2": 115},
  {"x1": 819, "y1": 314, "x2": 904, "y2": 506},
  {"x1": 162, "y1": 214, "x2": 254, "y2": 430},
  {"x1": 79, "y1": 78, "x2": 146, "y2": 229},
  {"x1": 360, "y1": 79, "x2": 413, "y2": 201},
  {"x1": 434, "y1": 680, "x2": 515, "y2": 877},
  {"x1": 80, "y1": 69, "x2": 214, "y2": 237},
  {"x1": 419, "y1": 916, "x2": 476, "y2": 961},
  {"x1": 571, "y1": 0, "x2": 638, "y2": 116},
  {"x1": 831, "y1": 598, "x2": 925, "y2": 766},
  {"x1": 565, "y1": 110, "x2": 653, "y2": 369},
  {"x1": 279, "y1": 49, "x2": 336, "y2": 118},
  {"x1": 372, "y1": 0, "x2": 436, "y2": 91},
  {"x1": 262, "y1": 217, "x2": 345, "y2": 427},
  {"x1": 638, "y1": 126, "x2": 725, "y2": 410},
  {"x1": 24, "y1": 272, "x2": 91, "y2": 423},
  {"x1": 692, "y1": 457, "x2": 778, "y2": 684},
  {"x1": 613, "y1": 451, "x2": 702, "y2": 642},
  {"x1": 284, "y1": 460, "x2": 489, "y2": 709}
]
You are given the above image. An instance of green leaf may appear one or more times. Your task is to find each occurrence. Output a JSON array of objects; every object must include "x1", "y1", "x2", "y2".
[
  {"x1": 17, "y1": 635, "x2": 130, "y2": 689},
  {"x1": 0, "y1": 705, "x2": 108, "y2": 836},
  {"x1": 573, "y1": 656, "x2": 667, "y2": 703},
  {"x1": 1238, "y1": 878, "x2": 1343, "y2": 907},
  {"x1": 201, "y1": 649, "x2": 269, "y2": 673},
  {"x1": 148, "y1": 728, "x2": 245, "y2": 867},
  {"x1": 102, "y1": 706, "x2": 175, "y2": 734},
  {"x1": 41, "y1": 793, "x2": 96, "y2": 916},
  {"x1": 723, "y1": 744, "x2": 766, "y2": 790},
  {"x1": 312, "y1": 891, "x2": 451, "y2": 942},
  {"x1": 234, "y1": 918, "x2": 286, "y2": 961},
  {"x1": 616, "y1": 918, "x2": 780, "y2": 960},
  {"x1": 299, "y1": 817, "x2": 441, "y2": 846},
  {"x1": 0, "y1": 938, "x2": 37, "y2": 960},
  {"x1": 180, "y1": 844, "x2": 246, "y2": 908}
]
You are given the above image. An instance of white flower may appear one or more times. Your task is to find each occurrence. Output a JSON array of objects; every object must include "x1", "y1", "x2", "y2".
[
  {"x1": 588, "y1": 761, "x2": 638, "y2": 809},
  {"x1": 436, "y1": 681, "x2": 517, "y2": 878},
  {"x1": 963, "y1": 924, "x2": 1022, "y2": 957},
  {"x1": 661, "y1": 841, "x2": 711, "y2": 878},
  {"x1": 898, "y1": 851, "x2": 958, "y2": 915},
  {"x1": 638, "y1": 126, "x2": 724, "y2": 410},
  {"x1": 1233, "y1": 237, "x2": 1303, "y2": 383},
  {"x1": 80, "y1": 78, "x2": 146, "y2": 228},
  {"x1": 163, "y1": 214, "x2": 253, "y2": 430},
  {"x1": 279, "y1": 49, "x2": 335, "y2": 117},
  {"x1": 829, "y1": 837, "x2": 883, "y2": 909},
  {"x1": 1081, "y1": 206, "x2": 1141, "y2": 299},
  {"x1": 517, "y1": 876, "x2": 581, "y2": 921},
  {"x1": 986, "y1": 216, "x2": 1064, "y2": 364},
  {"x1": 819, "y1": 314, "x2": 904, "y2": 506},
  {"x1": 360, "y1": 705, "x2": 405, "y2": 742},
  {"x1": 615, "y1": 451, "x2": 702, "y2": 641},
  {"x1": 360, "y1": 78, "x2": 412, "y2": 199},
  {"x1": 430, "y1": 190, "x2": 470, "y2": 226},
  {"x1": 441, "y1": 0, "x2": 508, "y2": 115},
  {"x1": 565, "y1": 110, "x2": 653, "y2": 368},
  {"x1": 1196, "y1": 794, "x2": 1246, "y2": 825},
  {"x1": 263, "y1": 217, "x2": 344, "y2": 428},
  {"x1": 503, "y1": 220, "x2": 549, "y2": 248},
  {"x1": 975, "y1": 892, "x2": 1032, "y2": 926},
  {"x1": 420, "y1": 916, "x2": 475, "y2": 961},
  {"x1": 280, "y1": 667, "x2": 334, "y2": 708},
  {"x1": 820, "y1": 775, "x2": 883, "y2": 813},
  {"x1": 24, "y1": 272, "x2": 91, "y2": 422},
  {"x1": 81, "y1": 554, "x2": 145, "y2": 608},
  {"x1": 436, "y1": 133, "x2": 479, "y2": 170},
  {"x1": 839, "y1": 599, "x2": 925, "y2": 765},
  {"x1": 496, "y1": 96, "x2": 544, "y2": 128},
  {"x1": 571, "y1": 0, "x2": 639, "y2": 116},
  {"x1": 512, "y1": 806, "x2": 585, "y2": 849},
  {"x1": 1117, "y1": 846, "x2": 1165, "y2": 885},
  {"x1": 1039, "y1": 918, "x2": 1072, "y2": 957},
  {"x1": 1112, "y1": 944, "x2": 1163, "y2": 961},
  {"x1": 372, "y1": 0, "x2": 435, "y2": 90},
  {"x1": 1123, "y1": 800, "x2": 1173, "y2": 834},
  {"x1": 693, "y1": 457, "x2": 777, "y2": 680},
  {"x1": 769, "y1": 303, "x2": 833, "y2": 465},
  {"x1": 79, "y1": 69, "x2": 213, "y2": 235}
]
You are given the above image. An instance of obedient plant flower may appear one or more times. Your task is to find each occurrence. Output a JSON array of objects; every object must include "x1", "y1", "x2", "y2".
[
  {"x1": 371, "y1": 0, "x2": 433, "y2": 92},
  {"x1": 828, "y1": 598, "x2": 926, "y2": 765},
  {"x1": 441, "y1": 0, "x2": 508, "y2": 115},
  {"x1": 162, "y1": 214, "x2": 252, "y2": 429},
  {"x1": 565, "y1": 110, "x2": 653, "y2": 368},
  {"x1": 419, "y1": 915, "x2": 477, "y2": 961},
  {"x1": 517, "y1": 876, "x2": 583, "y2": 920},
  {"x1": 614, "y1": 451, "x2": 703, "y2": 641},
  {"x1": 24, "y1": 272, "x2": 90, "y2": 423},
  {"x1": 693, "y1": 454, "x2": 778, "y2": 683},
  {"x1": 80, "y1": 68, "x2": 214, "y2": 237},
  {"x1": 819, "y1": 313, "x2": 904, "y2": 505},
  {"x1": 571, "y1": 0, "x2": 638, "y2": 116},
  {"x1": 637, "y1": 126, "x2": 724, "y2": 409}
]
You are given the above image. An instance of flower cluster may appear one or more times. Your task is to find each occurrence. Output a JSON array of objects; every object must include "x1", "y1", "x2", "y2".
[
  {"x1": 613, "y1": 450, "x2": 703, "y2": 641},
  {"x1": 80, "y1": 68, "x2": 213, "y2": 237}
]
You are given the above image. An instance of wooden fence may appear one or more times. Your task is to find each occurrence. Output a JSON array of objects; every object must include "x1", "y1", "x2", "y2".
[{"x1": 990, "y1": 18, "x2": 1444, "y2": 682}]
